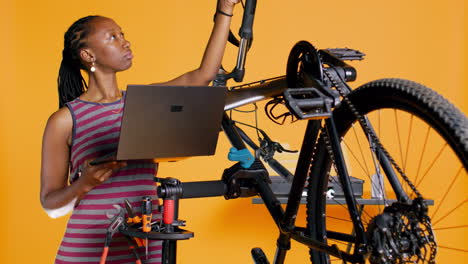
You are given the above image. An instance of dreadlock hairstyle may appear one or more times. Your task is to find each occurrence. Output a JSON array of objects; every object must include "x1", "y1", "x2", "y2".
[{"x1": 58, "y1": 15, "x2": 102, "y2": 108}]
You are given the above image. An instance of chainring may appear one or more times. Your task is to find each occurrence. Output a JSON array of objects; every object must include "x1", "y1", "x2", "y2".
[
  {"x1": 286, "y1": 41, "x2": 324, "y2": 88},
  {"x1": 366, "y1": 198, "x2": 437, "y2": 264}
]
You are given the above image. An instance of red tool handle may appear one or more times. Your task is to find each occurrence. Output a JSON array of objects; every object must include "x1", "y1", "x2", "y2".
[
  {"x1": 163, "y1": 199, "x2": 175, "y2": 225},
  {"x1": 100, "y1": 247, "x2": 109, "y2": 264}
]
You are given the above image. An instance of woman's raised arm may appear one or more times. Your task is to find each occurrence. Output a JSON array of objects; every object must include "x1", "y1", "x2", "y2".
[{"x1": 157, "y1": 0, "x2": 240, "y2": 86}]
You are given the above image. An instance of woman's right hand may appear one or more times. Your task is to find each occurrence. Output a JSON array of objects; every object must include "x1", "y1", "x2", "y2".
[{"x1": 78, "y1": 159, "x2": 127, "y2": 192}]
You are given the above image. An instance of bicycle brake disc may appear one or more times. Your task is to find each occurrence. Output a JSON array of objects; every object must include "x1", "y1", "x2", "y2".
[{"x1": 366, "y1": 198, "x2": 437, "y2": 264}]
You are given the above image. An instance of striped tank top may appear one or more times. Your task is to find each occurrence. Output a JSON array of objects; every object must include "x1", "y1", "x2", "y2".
[{"x1": 55, "y1": 93, "x2": 162, "y2": 264}]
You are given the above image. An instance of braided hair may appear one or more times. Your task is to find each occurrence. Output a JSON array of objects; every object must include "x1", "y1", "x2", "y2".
[{"x1": 57, "y1": 15, "x2": 102, "y2": 108}]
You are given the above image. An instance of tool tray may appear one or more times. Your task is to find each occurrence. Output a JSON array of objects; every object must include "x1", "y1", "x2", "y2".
[{"x1": 120, "y1": 226, "x2": 194, "y2": 241}]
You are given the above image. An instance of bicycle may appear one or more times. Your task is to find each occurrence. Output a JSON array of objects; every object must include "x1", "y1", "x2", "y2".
[{"x1": 115, "y1": 0, "x2": 468, "y2": 263}]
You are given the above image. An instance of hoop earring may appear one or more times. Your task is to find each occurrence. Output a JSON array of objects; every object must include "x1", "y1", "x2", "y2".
[{"x1": 90, "y1": 62, "x2": 96, "y2": 73}]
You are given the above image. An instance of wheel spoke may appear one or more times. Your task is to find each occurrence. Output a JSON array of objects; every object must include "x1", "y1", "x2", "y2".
[
  {"x1": 414, "y1": 125, "x2": 431, "y2": 185},
  {"x1": 430, "y1": 166, "x2": 463, "y2": 219},
  {"x1": 394, "y1": 109, "x2": 405, "y2": 169},
  {"x1": 343, "y1": 140, "x2": 370, "y2": 178},
  {"x1": 416, "y1": 143, "x2": 448, "y2": 188},
  {"x1": 327, "y1": 193, "x2": 369, "y2": 224},
  {"x1": 433, "y1": 225, "x2": 468, "y2": 231},
  {"x1": 329, "y1": 239, "x2": 352, "y2": 247},
  {"x1": 343, "y1": 132, "x2": 386, "y2": 210},
  {"x1": 438, "y1": 245, "x2": 468, "y2": 253},
  {"x1": 403, "y1": 114, "x2": 414, "y2": 172},
  {"x1": 326, "y1": 215, "x2": 352, "y2": 222},
  {"x1": 432, "y1": 199, "x2": 468, "y2": 226},
  {"x1": 351, "y1": 125, "x2": 371, "y2": 176}
]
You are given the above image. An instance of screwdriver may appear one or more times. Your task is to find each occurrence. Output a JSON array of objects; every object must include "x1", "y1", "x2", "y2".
[{"x1": 141, "y1": 196, "x2": 153, "y2": 259}]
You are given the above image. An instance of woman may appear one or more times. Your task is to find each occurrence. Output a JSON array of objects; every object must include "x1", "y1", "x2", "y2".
[{"x1": 40, "y1": 1, "x2": 239, "y2": 263}]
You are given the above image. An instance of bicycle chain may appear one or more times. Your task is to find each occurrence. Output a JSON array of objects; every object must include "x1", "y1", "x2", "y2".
[
  {"x1": 322, "y1": 67, "x2": 423, "y2": 199},
  {"x1": 322, "y1": 67, "x2": 437, "y2": 263},
  {"x1": 423, "y1": 215, "x2": 437, "y2": 262},
  {"x1": 319, "y1": 125, "x2": 338, "y2": 186}
]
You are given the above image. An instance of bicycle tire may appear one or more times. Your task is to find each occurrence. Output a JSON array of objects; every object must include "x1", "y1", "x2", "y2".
[{"x1": 306, "y1": 78, "x2": 468, "y2": 263}]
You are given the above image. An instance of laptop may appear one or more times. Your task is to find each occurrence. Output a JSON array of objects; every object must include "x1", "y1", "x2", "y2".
[{"x1": 90, "y1": 85, "x2": 227, "y2": 165}]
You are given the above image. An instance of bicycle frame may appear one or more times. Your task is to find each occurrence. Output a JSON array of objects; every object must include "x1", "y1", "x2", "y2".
[
  {"x1": 151, "y1": 1, "x2": 413, "y2": 263},
  {"x1": 218, "y1": 65, "x2": 412, "y2": 263}
]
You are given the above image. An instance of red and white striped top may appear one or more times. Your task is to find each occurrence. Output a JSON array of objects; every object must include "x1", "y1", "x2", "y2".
[{"x1": 55, "y1": 94, "x2": 162, "y2": 264}]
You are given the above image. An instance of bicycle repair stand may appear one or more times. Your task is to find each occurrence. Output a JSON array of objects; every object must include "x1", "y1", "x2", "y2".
[
  {"x1": 118, "y1": 159, "x2": 271, "y2": 264},
  {"x1": 119, "y1": 177, "x2": 194, "y2": 264}
]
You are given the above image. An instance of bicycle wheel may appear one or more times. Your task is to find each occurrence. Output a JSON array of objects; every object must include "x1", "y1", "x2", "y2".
[{"x1": 306, "y1": 78, "x2": 468, "y2": 263}]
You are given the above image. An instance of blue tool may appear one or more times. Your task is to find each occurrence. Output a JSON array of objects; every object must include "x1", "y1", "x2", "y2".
[{"x1": 228, "y1": 147, "x2": 255, "y2": 168}]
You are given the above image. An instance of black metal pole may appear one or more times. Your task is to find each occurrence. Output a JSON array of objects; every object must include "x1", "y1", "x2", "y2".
[
  {"x1": 282, "y1": 120, "x2": 321, "y2": 228},
  {"x1": 273, "y1": 232, "x2": 290, "y2": 264},
  {"x1": 159, "y1": 179, "x2": 182, "y2": 264},
  {"x1": 166, "y1": 198, "x2": 179, "y2": 264},
  {"x1": 273, "y1": 120, "x2": 321, "y2": 264},
  {"x1": 325, "y1": 118, "x2": 366, "y2": 245}
]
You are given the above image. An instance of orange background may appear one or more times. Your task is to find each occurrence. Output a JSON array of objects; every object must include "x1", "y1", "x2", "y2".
[{"x1": 1, "y1": 0, "x2": 466, "y2": 263}]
